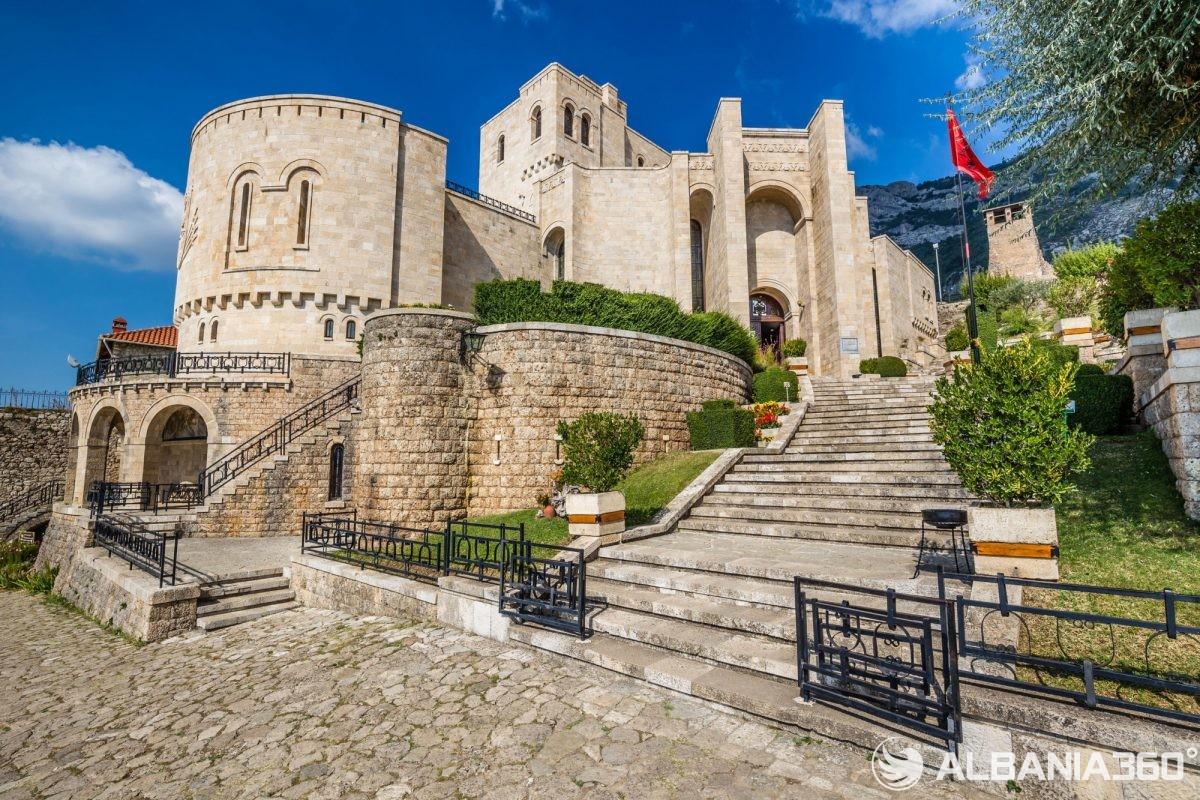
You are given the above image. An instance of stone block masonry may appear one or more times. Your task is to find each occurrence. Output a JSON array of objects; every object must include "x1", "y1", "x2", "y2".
[{"x1": 0, "y1": 407, "x2": 70, "y2": 504}]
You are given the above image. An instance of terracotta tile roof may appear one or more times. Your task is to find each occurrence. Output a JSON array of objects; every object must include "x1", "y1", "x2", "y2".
[{"x1": 102, "y1": 325, "x2": 178, "y2": 348}]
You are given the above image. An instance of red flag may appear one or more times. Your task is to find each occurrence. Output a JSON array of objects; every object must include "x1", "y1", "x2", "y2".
[{"x1": 947, "y1": 109, "x2": 994, "y2": 199}]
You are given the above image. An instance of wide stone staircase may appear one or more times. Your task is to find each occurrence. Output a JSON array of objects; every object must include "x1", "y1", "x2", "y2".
[
  {"x1": 509, "y1": 376, "x2": 974, "y2": 738},
  {"x1": 195, "y1": 568, "x2": 298, "y2": 631}
]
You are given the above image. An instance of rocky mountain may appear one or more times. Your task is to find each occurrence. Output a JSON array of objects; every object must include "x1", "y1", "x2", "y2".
[{"x1": 861, "y1": 164, "x2": 1161, "y2": 298}]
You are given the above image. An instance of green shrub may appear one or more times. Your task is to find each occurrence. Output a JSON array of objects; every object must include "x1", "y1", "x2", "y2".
[
  {"x1": 1000, "y1": 306, "x2": 1044, "y2": 336},
  {"x1": 701, "y1": 398, "x2": 737, "y2": 411},
  {"x1": 989, "y1": 279, "x2": 1051, "y2": 315},
  {"x1": 556, "y1": 412, "x2": 645, "y2": 493},
  {"x1": 780, "y1": 339, "x2": 807, "y2": 358},
  {"x1": 961, "y1": 273, "x2": 1016, "y2": 308},
  {"x1": 473, "y1": 279, "x2": 758, "y2": 365},
  {"x1": 0, "y1": 541, "x2": 38, "y2": 590},
  {"x1": 859, "y1": 356, "x2": 908, "y2": 377},
  {"x1": 1047, "y1": 275, "x2": 1099, "y2": 319},
  {"x1": 944, "y1": 324, "x2": 969, "y2": 352},
  {"x1": 752, "y1": 367, "x2": 799, "y2": 402},
  {"x1": 930, "y1": 338, "x2": 1093, "y2": 507},
  {"x1": 1098, "y1": 249, "x2": 1155, "y2": 339},
  {"x1": 1069, "y1": 374, "x2": 1134, "y2": 435},
  {"x1": 974, "y1": 307, "x2": 999, "y2": 352},
  {"x1": 1029, "y1": 338, "x2": 1079, "y2": 372},
  {"x1": 1075, "y1": 363, "x2": 1106, "y2": 377},
  {"x1": 1052, "y1": 242, "x2": 1122, "y2": 280},
  {"x1": 686, "y1": 406, "x2": 756, "y2": 449}
]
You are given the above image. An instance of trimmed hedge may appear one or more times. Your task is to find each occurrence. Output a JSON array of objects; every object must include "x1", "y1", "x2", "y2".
[
  {"x1": 473, "y1": 279, "x2": 758, "y2": 366},
  {"x1": 945, "y1": 324, "x2": 969, "y2": 352},
  {"x1": 752, "y1": 367, "x2": 799, "y2": 402},
  {"x1": 701, "y1": 399, "x2": 736, "y2": 411},
  {"x1": 1069, "y1": 374, "x2": 1134, "y2": 435},
  {"x1": 781, "y1": 339, "x2": 807, "y2": 358},
  {"x1": 1030, "y1": 337, "x2": 1079, "y2": 372},
  {"x1": 687, "y1": 406, "x2": 755, "y2": 449},
  {"x1": 859, "y1": 356, "x2": 908, "y2": 377}
]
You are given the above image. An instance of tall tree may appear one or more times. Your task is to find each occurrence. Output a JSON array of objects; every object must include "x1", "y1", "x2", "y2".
[{"x1": 954, "y1": 0, "x2": 1200, "y2": 210}]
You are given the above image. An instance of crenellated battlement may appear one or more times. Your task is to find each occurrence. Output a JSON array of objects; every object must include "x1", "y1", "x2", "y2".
[{"x1": 190, "y1": 94, "x2": 403, "y2": 144}]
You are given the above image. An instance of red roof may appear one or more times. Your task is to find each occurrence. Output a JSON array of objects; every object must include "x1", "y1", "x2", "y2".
[{"x1": 103, "y1": 325, "x2": 178, "y2": 348}]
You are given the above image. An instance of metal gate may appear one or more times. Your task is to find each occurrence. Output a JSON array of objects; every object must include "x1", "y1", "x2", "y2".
[{"x1": 794, "y1": 578, "x2": 962, "y2": 751}]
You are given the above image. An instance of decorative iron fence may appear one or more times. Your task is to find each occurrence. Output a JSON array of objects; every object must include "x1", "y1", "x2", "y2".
[
  {"x1": 91, "y1": 513, "x2": 180, "y2": 587},
  {"x1": 87, "y1": 481, "x2": 203, "y2": 515},
  {"x1": 0, "y1": 479, "x2": 65, "y2": 520},
  {"x1": 794, "y1": 577, "x2": 962, "y2": 750},
  {"x1": 75, "y1": 351, "x2": 290, "y2": 386},
  {"x1": 499, "y1": 542, "x2": 588, "y2": 640},
  {"x1": 199, "y1": 376, "x2": 360, "y2": 498},
  {"x1": 1, "y1": 388, "x2": 70, "y2": 410},
  {"x1": 938, "y1": 570, "x2": 1200, "y2": 727},
  {"x1": 446, "y1": 180, "x2": 536, "y2": 223}
]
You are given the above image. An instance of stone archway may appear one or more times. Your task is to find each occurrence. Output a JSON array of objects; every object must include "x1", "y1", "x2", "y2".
[
  {"x1": 141, "y1": 406, "x2": 210, "y2": 486},
  {"x1": 83, "y1": 406, "x2": 127, "y2": 492},
  {"x1": 750, "y1": 291, "x2": 789, "y2": 351}
]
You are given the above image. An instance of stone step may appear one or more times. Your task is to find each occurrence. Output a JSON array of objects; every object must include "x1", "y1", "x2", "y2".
[
  {"x1": 601, "y1": 531, "x2": 931, "y2": 594},
  {"x1": 736, "y1": 460, "x2": 955, "y2": 474},
  {"x1": 674, "y1": 516, "x2": 955, "y2": 548},
  {"x1": 716, "y1": 477, "x2": 971, "y2": 499},
  {"x1": 198, "y1": 572, "x2": 288, "y2": 599},
  {"x1": 803, "y1": 409, "x2": 931, "y2": 422},
  {"x1": 196, "y1": 588, "x2": 296, "y2": 617},
  {"x1": 687, "y1": 503, "x2": 926, "y2": 530},
  {"x1": 195, "y1": 600, "x2": 299, "y2": 631},
  {"x1": 741, "y1": 452, "x2": 950, "y2": 465},
  {"x1": 590, "y1": 559, "x2": 794, "y2": 608},
  {"x1": 729, "y1": 464, "x2": 961, "y2": 482},
  {"x1": 701, "y1": 490, "x2": 964, "y2": 515},
  {"x1": 787, "y1": 430, "x2": 935, "y2": 443},
  {"x1": 784, "y1": 442, "x2": 943, "y2": 455}
]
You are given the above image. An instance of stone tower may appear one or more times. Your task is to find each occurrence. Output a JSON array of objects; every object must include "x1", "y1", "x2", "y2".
[{"x1": 983, "y1": 202, "x2": 1053, "y2": 280}]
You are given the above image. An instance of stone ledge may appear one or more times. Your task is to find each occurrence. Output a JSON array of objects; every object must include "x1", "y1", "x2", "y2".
[{"x1": 367, "y1": 307, "x2": 477, "y2": 323}]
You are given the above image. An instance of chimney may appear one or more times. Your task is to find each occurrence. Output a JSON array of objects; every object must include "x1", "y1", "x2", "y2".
[{"x1": 112, "y1": 317, "x2": 128, "y2": 334}]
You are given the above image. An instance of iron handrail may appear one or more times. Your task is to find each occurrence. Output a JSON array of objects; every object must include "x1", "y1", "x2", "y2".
[
  {"x1": 199, "y1": 376, "x2": 360, "y2": 498},
  {"x1": 0, "y1": 479, "x2": 65, "y2": 520},
  {"x1": 75, "y1": 351, "x2": 290, "y2": 386},
  {"x1": 445, "y1": 180, "x2": 536, "y2": 223},
  {"x1": 1, "y1": 389, "x2": 70, "y2": 410},
  {"x1": 91, "y1": 513, "x2": 179, "y2": 588}
]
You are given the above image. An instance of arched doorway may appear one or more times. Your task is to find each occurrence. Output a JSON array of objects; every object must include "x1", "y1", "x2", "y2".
[
  {"x1": 142, "y1": 406, "x2": 210, "y2": 485},
  {"x1": 750, "y1": 292, "x2": 788, "y2": 351},
  {"x1": 543, "y1": 227, "x2": 566, "y2": 282},
  {"x1": 83, "y1": 406, "x2": 127, "y2": 492}
]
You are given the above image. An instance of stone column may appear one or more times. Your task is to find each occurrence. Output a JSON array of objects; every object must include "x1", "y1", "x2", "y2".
[
  {"x1": 1115, "y1": 307, "x2": 1174, "y2": 403},
  {"x1": 1141, "y1": 309, "x2": 1200, "y2": 519},
  {"x1": 352, "y1": 309, "x2": 475, "y2": 527},
  {"x1": 1053, "y1": 315, "x2": 1095, "y2": 363}
]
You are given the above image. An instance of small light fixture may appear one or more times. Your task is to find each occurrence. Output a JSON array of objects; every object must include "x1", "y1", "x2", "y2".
[
  {"x1": 493, "y1": 432, "x2": 502, "y2": 465},
  {"x1": 461, "y1": 329, "x2": 486, "y2": 362},
  {"x1": 554, "y1": 433, "x2": 563, "y2": 465}
]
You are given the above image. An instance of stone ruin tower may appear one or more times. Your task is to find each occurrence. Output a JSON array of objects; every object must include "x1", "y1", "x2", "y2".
[{"x1": 983, "y1": 202, "x2": 1053, "y2": 280}]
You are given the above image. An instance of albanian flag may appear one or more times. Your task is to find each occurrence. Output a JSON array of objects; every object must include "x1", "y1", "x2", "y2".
[{"x1": 947, "y1": 109, "x2": 994, "y2": 199}]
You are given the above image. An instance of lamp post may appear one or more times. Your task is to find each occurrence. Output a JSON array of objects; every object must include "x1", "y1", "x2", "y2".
[{"x1": 932, "y1": 242, "x2": 942, "y2": 302}]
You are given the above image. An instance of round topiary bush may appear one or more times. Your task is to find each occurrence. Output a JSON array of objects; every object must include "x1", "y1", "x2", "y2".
[
  {"x1": 780, "y1": 339, "x2": 807, "y2": 358},
  {"x1": 859, "y1": 356, "x2": 908, "y2": 377},
  {"x1": 556, "y1": 412, "x2": 646, "y2": 493},
  {"x1": 752, "y1": 367, "x2": 799, "y2": 403},
  {"x1": 930, "y1": 338, "x2": 1093, "y2": 507}
]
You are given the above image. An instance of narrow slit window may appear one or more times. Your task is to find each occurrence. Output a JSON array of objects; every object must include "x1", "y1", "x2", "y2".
[
  {"x1": 328, "y1": 444, "x2": 344, "y2": 501},
  {"x1": 323, "y1": 319, "x2": 334, "y2": 339},
  {"x1": 531, "y1": 107, "x2": 542, "y2": 140},
  {"x1": 580, "y1": 114, "x2": 590, "y2": 147},
  {"x1": 236, "y1": 182, "x2": 251, "y2": 247},
  {"x1": 198, "y1": 322, "x2": 205, "y2": 343},
  {"x1": 564, "y1": 105, "x2": 574, "y2": 137},
  {"x1": 497, "y1": 134, "x2": 505, "y2": 163},
  {"x1": 346, "y1": 320, "x2": 357, "y2": 340},
  {"x1": 210, "y1": 320, "x2": 219, "y2": 342},
  {"x1": 296, "y1": 179, "x2": 311, "y2": 245}
]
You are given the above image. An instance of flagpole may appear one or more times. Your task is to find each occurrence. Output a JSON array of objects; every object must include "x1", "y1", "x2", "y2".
[{"x1": 948, "y1": 96, "x2": 981, "y2": 365}]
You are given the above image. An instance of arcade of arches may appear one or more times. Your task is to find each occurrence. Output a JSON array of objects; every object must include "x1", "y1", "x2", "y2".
[{"x1": 76, "y1": 403, "x2": 213, "y2": 496}]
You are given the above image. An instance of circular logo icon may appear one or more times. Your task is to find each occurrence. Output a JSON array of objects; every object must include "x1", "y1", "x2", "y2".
[{"x1": 871, "y1": 738, "x2": 924, "y2": 791}]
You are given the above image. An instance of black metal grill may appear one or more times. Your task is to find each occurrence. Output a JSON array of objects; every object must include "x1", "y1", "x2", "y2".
[
  {"x1": 75, "y1": 351, "x2": 290, "y2": 386},
  {"x1": 0, "y1": 479, "x2": 65, "y2": 520},
  {"x1": 87, "y1": 482, "x2": 203, "y2": 515},
  {"x1": 91, "y1": 513, "x2": 180, "y2": 587},
  {"x1": 446, "y1": 181, "x2": 536, "y2": 223},
  {"x1": 499, "y1": 542, "x2": 588, "y2": 640},
  {"x1": 1, "y1": 388, "x2": 69, "y2": 410}
]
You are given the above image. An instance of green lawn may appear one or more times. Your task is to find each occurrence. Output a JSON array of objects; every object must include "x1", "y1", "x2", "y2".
[
  {"x1": 468, "y1": 448, "x2": 722, "y2": 545},
  {"x1": 1021, "y1": 431, "x2": 1200, "y2": 714}
]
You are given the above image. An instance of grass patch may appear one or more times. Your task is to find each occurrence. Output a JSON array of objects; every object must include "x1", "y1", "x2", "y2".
[
  {"x1": 1019, "y1": 431, "x2": 1200, "y2": 715},
  {"x1": 465, "y1": 509, "x2": 569, "y2": 548},
  {"x1": 1, "y1": 540, "x2": 57, "y2": 594},
  {"x1": 618, "y1": 449, "x2": 720, "y2": 527}
]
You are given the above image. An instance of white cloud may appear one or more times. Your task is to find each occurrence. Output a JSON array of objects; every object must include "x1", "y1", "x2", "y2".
[
  {"x1": 846, "y1": 122, "x2": 878, "y2": 162},
  {"x1": 821, "y1": 0, "x2": 958, "y2": 38},
  {"x1": 0, "y1": 138, "x2": 182, "y2": 271},
  {"x1": 955, "y1": 53, "x2": 986, "y2": 91},
  {"x1": 491, "y1": 0, "x2": 548, "y2": 22},
  {"x1": 867, "y1": 125, "x2": 885, "y2": 138}
]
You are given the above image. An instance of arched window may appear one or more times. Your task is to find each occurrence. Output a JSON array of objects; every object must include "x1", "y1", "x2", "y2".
[
  {"x1": 555, "y1": 241, "x2": 565, "y2": 281},
  {"x1": 198, "y1": 322, "x2": 205, "y2": 343},
  {"x1": 531, "y1": 107, "x2": 542, "y2": 140},
  {"x1": 323, "y1": 319, "x2": 334, "y2": 339},
  {"x1": 236, "y1": 181, "x2": 251, "y2": 248},
  {"x1": 637, "y1": 155, "x2": 645, "y2": 167},
  {"x1": 563, "y1": 104, "x2": 574, "y2": 138},
  {"x1": 345, "y1": 320, "x2": 357, "y2": 340},
  {"x1": 328, "y1": 444, "x2": 344, "y2": 501},
  {"x1": 497, "y1": 134, "x2": 505, "y2": 163},
  {"x1": 210, "y1": 320, "x2": 219, "y2": 342},
  {"x1": 296, "y1": 179, "x2": 312, "y2": 246},
  {"x1": 690, "y1": 220, "x2": 705, "y2": 312},
  {"x1": 580, "y1": 114, "x2": 591, "y2": 147}
]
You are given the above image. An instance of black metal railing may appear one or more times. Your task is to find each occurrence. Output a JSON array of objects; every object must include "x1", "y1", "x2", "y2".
[
  {"x1": 0, "y1": 479, "x2": 65, "y2": 520},
  {"x1": 87, "y1": 481, "x2": 203, "y2": 515},
  {"x1": 499, "y1": 542, "x2": 588, "y2": 640},
  {"x1": 938, "y1": 570, "x2": 1200, "y2": 727},
  {"x1": 199, "y1": 376, "x2": 360, "y2": 497},
  {"x1": 1, "y1": 388, "x2": 70, "y2": 410},
  {"x1": 794, "y1": 578, "x2": 962, "y2": 751},
  {"x1": 446, "y1": 180, "x2": 536, "y2": 223},
  {"x1": 91, "y1": 513, "x2": 180, "y2": 587},
  {"x1": 75, "y1": 351, "x2": 290, "y2": 386}
]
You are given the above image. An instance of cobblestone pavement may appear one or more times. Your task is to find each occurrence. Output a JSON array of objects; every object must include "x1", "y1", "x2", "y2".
[{"x1": 0, "y1": 592, "x2": 983, "y2": 799}]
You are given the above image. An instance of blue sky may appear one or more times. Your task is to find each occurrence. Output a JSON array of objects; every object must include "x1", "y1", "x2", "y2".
[{"x1": 0, "y1": 0, "x2": 987, "y2": 389}]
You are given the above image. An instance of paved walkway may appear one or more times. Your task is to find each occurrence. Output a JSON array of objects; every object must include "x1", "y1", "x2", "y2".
[{"x1": 0, "y1": 592, "x2": 981, "y2": 799}]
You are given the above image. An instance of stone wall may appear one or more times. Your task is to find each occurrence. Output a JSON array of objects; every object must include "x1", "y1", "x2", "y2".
[
  {"x1": 984, "y1": 203, "x2": 1053, "y2": 281},
  {"x1": 441, "y1": 191, "x2": 541, "y2": 312},
  {"x1": 0, "y1": 408, "x2": 70, "y2": 504}
]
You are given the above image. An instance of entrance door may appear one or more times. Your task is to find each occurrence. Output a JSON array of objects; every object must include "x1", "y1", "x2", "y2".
[{"x1": 750, "y1": 293, "x2": 787, "y2": 352}]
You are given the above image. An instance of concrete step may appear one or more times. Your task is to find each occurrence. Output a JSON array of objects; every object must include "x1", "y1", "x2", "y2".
[
  {"x1": 686, "y1": 503, "x2": 926, "y2": 530},
  {"x1": 784, "y1": 442, "x2": 943, "y2": 455},
  {"x1": 787, "y1": 430, "x2": 935, "y2": 443},
  {"x1": 729, "y1": 464, "x2": 961, "y2": 482},
  {"x1": 590, "y1": 559, "x2": 794, "y2": 608},
  {"x1": 196, "y1": 588, "x2": 296, "y2": 617},
  {"x1": 717, "y1": 477, "x2": 970, "y2": 498},
  {"x1": 674, "y1": 516, "x2": 953, "y2": 548},
  {"x1": 195, "y1": 601, "x2": 299, "y2": 631},
  {"x1": 198, "y1": 573, "x2": 289, "y2": 599},
  {"x1": 741, "y1": 452, "x2": 951, "y2": 466},
  {"x1": 803, "y1": 410, "x2": 931, "y2": 423},
  {"x1": 700, "y1": 490, "x2": 964, "y2": 515}
]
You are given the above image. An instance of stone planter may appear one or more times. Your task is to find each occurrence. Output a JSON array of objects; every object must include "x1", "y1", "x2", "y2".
[
  {"x1": 785, "y1": 356, "x2": 808, "y2": 376},
  {"x1": 1053, "y1": 315, "x2": 1095, "y2": 362},
  {"x1": 565, "y1": 491, "x2": 626, "y2": 547},
  {"x1": 969, "y1": 506, "x2": 1059, "y2": 580},
  {"x1": 1161, "y1": 308, "x2": 1200, "y2": 369}
]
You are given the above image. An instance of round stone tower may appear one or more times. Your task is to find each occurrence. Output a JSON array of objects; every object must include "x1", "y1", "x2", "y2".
[{"x1": 174, "y1": 95, "x2": 407, "y2": 357}]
